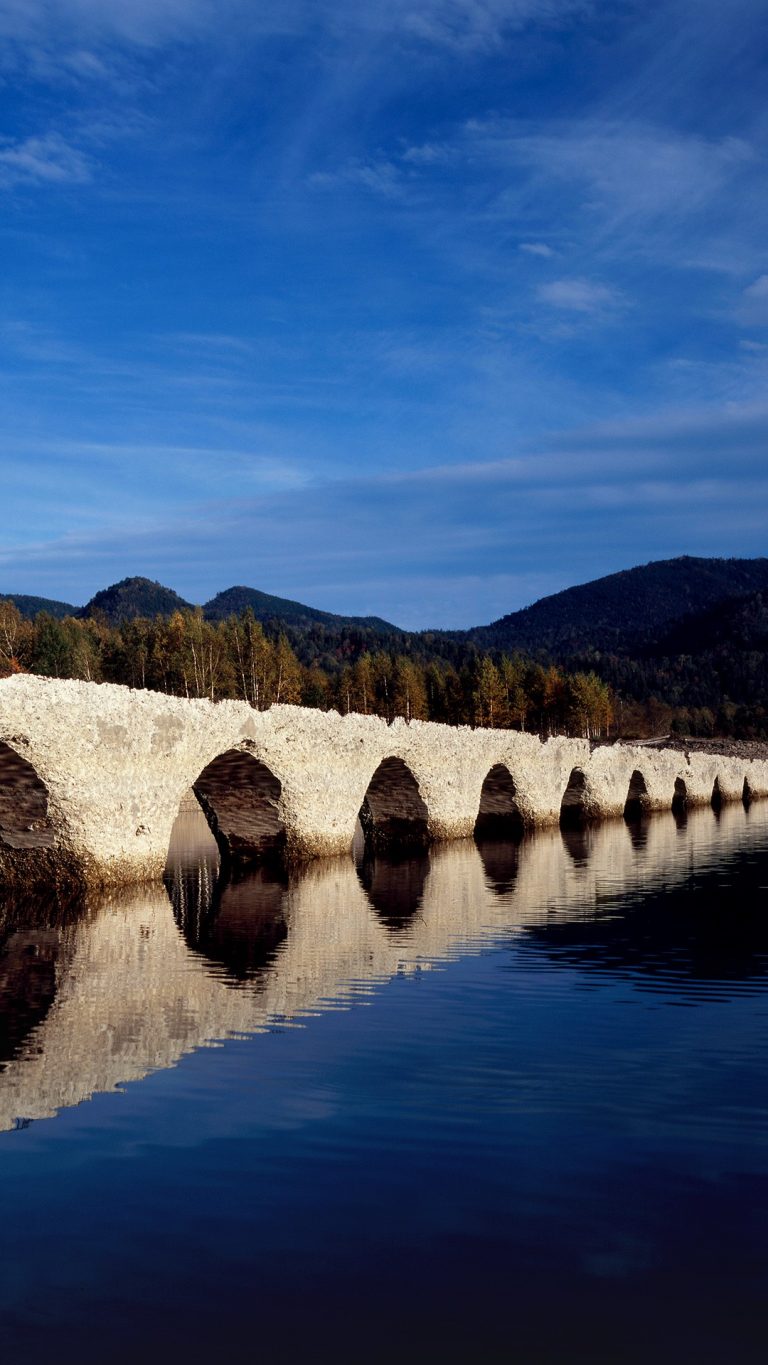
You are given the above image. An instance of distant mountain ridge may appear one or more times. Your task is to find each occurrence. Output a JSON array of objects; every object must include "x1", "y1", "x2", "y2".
[
  {"x1": 204, "y1": 585, "x2": 401, "y2": 633},
  {"x1": 0, "y1": 593, "x2": 75, "y2": 620},
  {"x1": 5, "y1": 557, "x2": 768, "y2": 731},
  {"x1": 464, "y1": 556, "x2": 768, "y2": 658},
  {"x1": 83, "y1": 578, "x2": 193, "y2": 623},
  {"x1": 4, "y1": 557, "x2": 768, "y2": 658},
  {"x1": 2, "y1": 576, "x2": 403, "y2": 632}
]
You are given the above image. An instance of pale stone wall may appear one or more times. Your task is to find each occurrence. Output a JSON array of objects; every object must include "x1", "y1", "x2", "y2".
[{"x1": 1, "y1": 674, "x2": 767, "y2": 887}]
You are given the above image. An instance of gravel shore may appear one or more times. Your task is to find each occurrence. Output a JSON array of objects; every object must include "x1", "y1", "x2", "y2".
[{"x1": 600, "y1": 736, "x2": 768, "y2": 761}]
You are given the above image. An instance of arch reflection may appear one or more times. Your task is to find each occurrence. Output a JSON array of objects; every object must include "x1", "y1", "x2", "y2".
[
  {"x1": 1, "y1": 802, "x2": 768, "y2": 1132},
  {"x1": 166, "y1": 854, "x2": 288, "y2": 988},
  {"x1": 355, "y1": 849, "x2": 429, "y2": 932},
  {"x1": 475, "y1": 839, "x2": 521, "y2": 896},
  {"x1": 560, "y1": 823, "x2": 594, "y2": 867}
]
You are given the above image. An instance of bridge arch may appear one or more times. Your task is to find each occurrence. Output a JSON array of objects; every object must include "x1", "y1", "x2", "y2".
[
  {"x1": 743, "y1": 775, "x2": 755, "y2": 807},
  {"x1": 475, "y1": 764, "x2": 525, "y2": 841},
  {"x1": 190, "y1": 748, "x2": 286, "y2": 865},
  {"x1": 560, "y1": 767, "x2": 593, "y2": 828},
  {"x1": 358, "y1": 756, "x2": 430, "y2": 853},
  {"x1": 711, "y1": 775, "x2": 724, "y2": 813},
  {"x1": 623, "y1": 769, "x2": 651, "y2": 822},
  {"x1": 0, "y1": 741, "x2": 55, "y2": 852},
  {"x1": 672, "y1": 777, "x2": 688, "y2": 819}
]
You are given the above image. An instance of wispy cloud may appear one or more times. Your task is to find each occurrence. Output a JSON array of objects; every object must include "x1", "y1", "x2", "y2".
[
  {"x1": 308, "y1": 158, "x2": 404, "y2": 198},
  {"x1": 537, "y1": 277, "x2": 624, "y2": 314},
  {"x1": 519, "y1": 241, "x2": 554, "y2": 257},
  {"x1": 3, "y1": 397, "x2": 768, "y2": 627},
  {"x1": 0, "y1": 131, "x2": 92, "y2": 186},
  {"x1": 0, "y1": 0, "x2": 591, "y2": 55},
  {"x1": 737, "y1": 274, "x2": 768, "y2": 327},
  {"x1": 391, "y1": 0, "x2": 591, "y2": 52},
  {"x1": 465, "y1": 117, "x2": 756, "y2": 233},
  {"x1": 1, "y1": 0, "x2": 765, "y2": 620}
]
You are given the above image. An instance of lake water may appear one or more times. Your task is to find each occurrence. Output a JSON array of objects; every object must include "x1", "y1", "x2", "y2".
[{"x1": 1, "y1": 799, "x2": 767, "y2": 1363}]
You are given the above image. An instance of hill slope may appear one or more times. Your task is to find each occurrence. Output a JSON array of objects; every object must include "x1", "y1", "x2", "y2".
[
  {"x1": 81, "y1": 577, "x2": 193, "y2": 624},
  {"x1": 0, "y1": 593, "x2": 76, "y2": 621},
  {"x1": 466, "y1": 556, "x2": 768, "y2": 657},
  {"x1": 203, "y1": 585, "x2": 400, "y2": 634}
]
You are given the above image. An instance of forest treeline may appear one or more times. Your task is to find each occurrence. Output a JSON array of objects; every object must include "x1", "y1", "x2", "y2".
[{"x1": 0, "y1": 601, "x2": 615, "y2": 738}]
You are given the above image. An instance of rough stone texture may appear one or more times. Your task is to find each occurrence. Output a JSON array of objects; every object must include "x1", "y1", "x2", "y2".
[{"x1": 1, "y1": 674, "x2": 768, "y2": 888}]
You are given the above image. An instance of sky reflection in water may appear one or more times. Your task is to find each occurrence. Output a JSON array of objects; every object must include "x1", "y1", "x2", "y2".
[{"x1": 0, "y1": 801, "x2": 767, "y2": 1363}]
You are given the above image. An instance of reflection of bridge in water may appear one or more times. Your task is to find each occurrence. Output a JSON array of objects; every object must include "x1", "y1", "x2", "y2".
[{"x1": 1, "y1": 799, "x2": 766, "y2": 1132}]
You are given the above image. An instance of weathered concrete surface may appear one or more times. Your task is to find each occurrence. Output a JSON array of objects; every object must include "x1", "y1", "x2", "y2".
[{"x1": 1, "y1": 674, "x2": 768, "y2": 888}]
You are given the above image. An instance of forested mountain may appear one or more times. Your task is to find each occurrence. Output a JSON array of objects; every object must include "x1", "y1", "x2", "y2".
[
  {"x1": 203, "y1": 585, "x2": 400, "y2": 634},
  {"x1": 465, "y1": 557, "x2": 768, "y2": 657},
  {"x1": 452, "y1": 557, "x2": 768, "y2": 736},
  {"x1": 3, "y1": 556, "x2": 768, "y2": 736},
  {"x1": 0, "y1": 593, "x2": 75, "y2": 620},
  {"x1": 82, "y1": 577, "x2": 193, "y2": 623},
  {"x1": 3, "y1": 578, "x2": 402, "y2": 635}
]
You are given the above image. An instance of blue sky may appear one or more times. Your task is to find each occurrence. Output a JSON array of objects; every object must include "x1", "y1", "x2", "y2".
[{"x1": 0, "y1": 0, "x2": 766, "y2": 628}]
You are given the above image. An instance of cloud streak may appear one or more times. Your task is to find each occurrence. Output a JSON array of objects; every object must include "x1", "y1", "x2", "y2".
[
  {"x1": 0, "y1": 131, "x2": 92, "y2": 185},
  {"x1": 0, "y1": 0, "x2": 765, "y2": 620},
  {"x1": 537, "y1": 277, "x2": 624, "y2": 314},
  {"x1": 3, "y1": 397, "x2": 768, "y2": 627}
]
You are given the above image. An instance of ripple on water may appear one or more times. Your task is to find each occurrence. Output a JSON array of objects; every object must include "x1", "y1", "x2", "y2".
[{"x1": 1, "y1": 801, "x2": 768, "y2": 1363}]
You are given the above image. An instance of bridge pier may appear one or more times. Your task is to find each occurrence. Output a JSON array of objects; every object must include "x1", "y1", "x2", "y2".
[{"x1": 1, "y1": 676, "x2": 767, "y2": 890}]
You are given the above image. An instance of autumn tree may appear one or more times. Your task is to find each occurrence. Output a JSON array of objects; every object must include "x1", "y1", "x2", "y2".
[
  {"x1": 393, "y1": 657, "x2": 428, "y2": 721},
  {"x1": 0, "y1": 600, "x2": 31, "y2": 676},
  {"x1": 474, "y1": 657, "x2": 506, "y2": 728}
]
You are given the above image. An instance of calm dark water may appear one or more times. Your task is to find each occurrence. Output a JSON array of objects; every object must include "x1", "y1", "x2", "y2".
[{"x1": 1, "y1": 800, "x2": 767, "y2": 1363}]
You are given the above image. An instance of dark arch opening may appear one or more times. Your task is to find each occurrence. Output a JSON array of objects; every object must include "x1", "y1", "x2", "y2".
[
  {"x1": 624, "y1": 769, "x2": 651, "y2": 823},
  {"x1": 561, "y1": 824, "x2": 594, "y2": 867},
  {"x1": 743, "y1": 776, "x2": 754, "y2": 808},
  {"x1": 0, "y1": 742, "x2": 54, "y2": 851},
  {"x1": 355, "y1": 849, "x2": 429, "y2": 933},
  {"x1": 672, "y1": 777, "x2": 688, "y2": 824},
  {"x1": 477, "y1": 839, "x2": 521, "y2": 896},
  {"x1": 627, "y1": 819, "x2": 650, "y2": 852},
  {"x1": 192, "y1": 749, "x2": 285, "y2": 866},
  {"x1": 358, "y1": 757, "x2": 430, "y2": 854},
  {"x1": 474, "y1": 765, "x2": 525, "y2": 842},
  {"x1": 167, "y1": 861, "x2": 289, "y2": 988},
  {"x1": 560, "y1": 768, "x2": 591, "y2": 829},
  {"x1": 711, "y1": 776, "x2": 724, "y2": 813}
]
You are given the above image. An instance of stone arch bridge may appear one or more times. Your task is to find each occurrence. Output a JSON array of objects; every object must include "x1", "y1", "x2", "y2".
[{"x1": 1, "y1": 675, "x2": 766, "y2": 889}]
